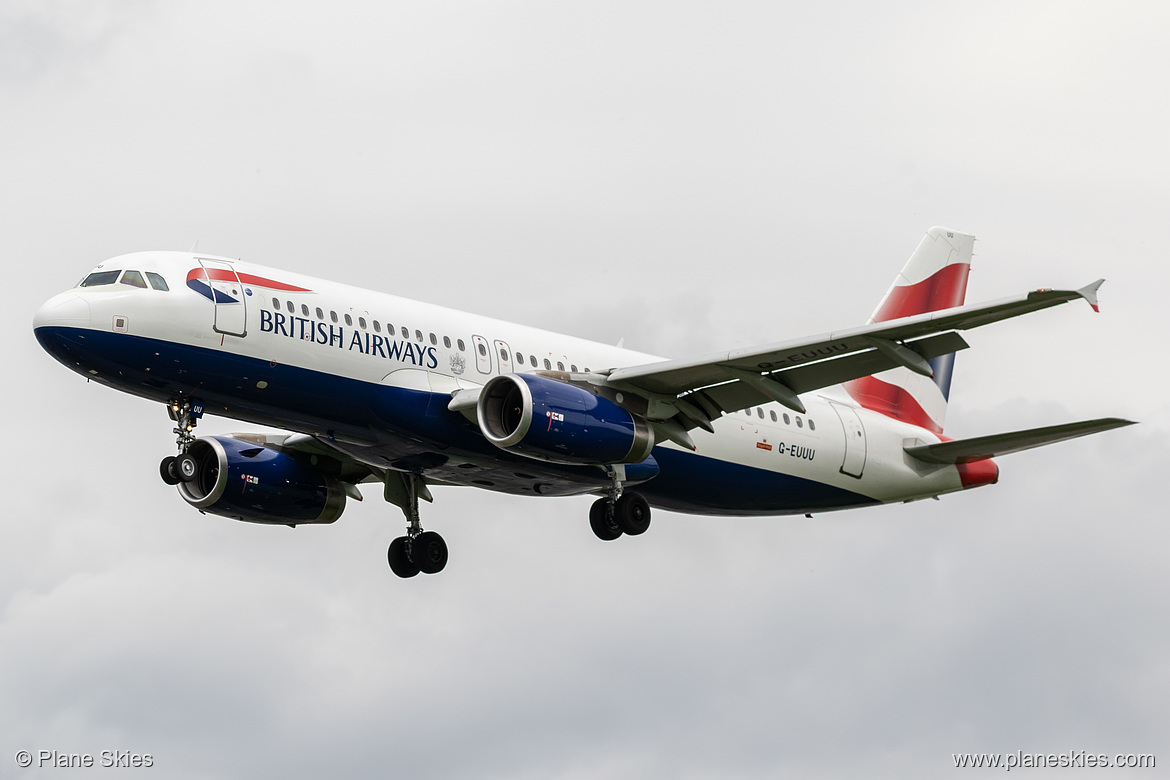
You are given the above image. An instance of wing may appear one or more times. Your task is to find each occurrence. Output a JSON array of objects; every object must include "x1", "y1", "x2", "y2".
[
  {"x1": 595, "y1": 280, "x2": 1106, "y2": 446},
  {"x1": 904, "y1": 418, "x2": 1135, "y2": 464}
]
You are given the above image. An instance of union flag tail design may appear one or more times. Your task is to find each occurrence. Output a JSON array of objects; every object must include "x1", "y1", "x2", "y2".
[{"x1": 843, "y1": 227, "x2": 974, "y2": 433}]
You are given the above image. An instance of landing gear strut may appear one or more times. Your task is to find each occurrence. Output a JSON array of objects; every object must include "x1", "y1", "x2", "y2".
[
  {"x1": 589, "y1": 466, "x2": 651, "y2": 541},
  {"x1": 159, "y1": 399, "x2": 204, "y2": 486},
  {"x1": 385, "y1": 472, "x2": 448, "y2": 578}
]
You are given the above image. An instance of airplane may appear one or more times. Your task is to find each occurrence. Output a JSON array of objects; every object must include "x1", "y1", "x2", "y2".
[{"x1": 33, "y1": 227, "x2": 1133, "y2": 577}]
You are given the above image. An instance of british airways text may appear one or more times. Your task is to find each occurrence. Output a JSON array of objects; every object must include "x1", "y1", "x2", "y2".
[{"x1": 260, "y1": 310, "x2": 438, "y2": 368}]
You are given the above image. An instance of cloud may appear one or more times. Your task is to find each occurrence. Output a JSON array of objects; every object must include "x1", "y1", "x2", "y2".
[{"x1": 4, "y1": 2, "x2": 1168, "y2": 778}]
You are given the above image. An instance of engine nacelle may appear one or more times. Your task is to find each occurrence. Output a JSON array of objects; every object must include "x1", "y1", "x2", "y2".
[
  {"x1": 177, "y1": 436, "x2": 347, "y2": 525},
  {"x1": 476, "y1": 373, "x2": 654, "y2": 465}
]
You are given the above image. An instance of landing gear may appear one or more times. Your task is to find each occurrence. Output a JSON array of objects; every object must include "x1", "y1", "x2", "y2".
[
  {"x1": 159, "y1": 399, "x2": 204, "y2": 486},
  {"x1": 385, "y1": 471, "x2": 448, "y2": 578},
  {"x1": 387, "y1": 536, "x2": 420, "y2": 578},
  {"x1": 160, "y1": 456, "x2": 181, "y2": 485},
  {"x1": 589, "y1": 499, "x2": 622, "y2": 541},
  {"x1": 177, "y1": 453, "x2": 199, "y2": 482},
  {"x1": 615, "y1": 493, "x2": 651, "y2": 535},
  {"x1": 413, "y1": 531, "x2": 449, "y2": 575},
  {"x1": 589, "y1": 466, "x2": 651, "y2": 541}
]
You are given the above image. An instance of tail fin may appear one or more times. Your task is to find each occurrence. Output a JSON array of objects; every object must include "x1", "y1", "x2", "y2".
[{"x1": 844, "y1": 227, "x2": 974, "y2": 433}]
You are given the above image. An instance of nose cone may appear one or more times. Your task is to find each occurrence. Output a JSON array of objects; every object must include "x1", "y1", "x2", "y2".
[
  {"x1": 34, "y1": 292, "x2": 93, "y2": 368},
  {"x1": 33, "y1": 292, "x2": 91, "y2": 330}
]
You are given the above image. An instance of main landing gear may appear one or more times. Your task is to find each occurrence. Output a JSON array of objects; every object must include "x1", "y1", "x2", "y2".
[
  {"x1": 385, "y1": 472, "x2": 448, "y2": 578},
  {"x1": 589, "y1": 467, "x2": 651, "y2": 541},
  {"x1": 159, "y1": 399, "x2": 204, "y2": 486}
]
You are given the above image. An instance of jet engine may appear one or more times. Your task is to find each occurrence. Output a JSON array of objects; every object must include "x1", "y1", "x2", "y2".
[
  {"x1": 476, "y1": 373, "x2": 654, "y2": 465},
  {"x1": 176, "y1": 436, "x2": 347, "y2": 525}
]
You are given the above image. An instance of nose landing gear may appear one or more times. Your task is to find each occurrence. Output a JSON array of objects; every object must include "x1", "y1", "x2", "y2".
[{"x1": 159, "y1": 399, "x2": 204, "y2": 486}]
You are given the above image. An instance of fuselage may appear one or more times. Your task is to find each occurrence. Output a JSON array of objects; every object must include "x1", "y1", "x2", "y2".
[{"x1": 34, "y1": 251, "x2": 978, "y2": 516}]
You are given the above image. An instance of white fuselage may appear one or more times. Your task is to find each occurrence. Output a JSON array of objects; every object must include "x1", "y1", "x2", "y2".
[{"x1": 35, "y1": 251, "x2": 968, "y2": 515}]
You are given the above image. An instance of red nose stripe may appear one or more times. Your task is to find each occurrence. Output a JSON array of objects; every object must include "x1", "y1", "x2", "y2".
[{"x1": 187, "y1": 267, "x2": 311, "y2": 292}]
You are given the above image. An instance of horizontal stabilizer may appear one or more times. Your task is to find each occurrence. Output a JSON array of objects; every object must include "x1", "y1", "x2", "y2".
[{"x1": 904, "y1": 418, "x2": 1135, "y2": 464}]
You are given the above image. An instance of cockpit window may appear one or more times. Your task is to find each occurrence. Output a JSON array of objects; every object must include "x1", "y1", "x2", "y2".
[
  {"x1": 80, "y1": 270, "x2": 121, "y2": 287},
  {"x1": 146, "y1": 272, "x2": 169, "y2": 291},
  {"x1": 120, "y1": 270, "x2": 148, "y2": 289}
]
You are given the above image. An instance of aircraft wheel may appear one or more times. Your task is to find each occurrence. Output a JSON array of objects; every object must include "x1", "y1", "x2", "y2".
[
  {"x1": 589, "y1": 498, "x2": 622, "y2": 541},
  {"x1": 615, "y1": 493, "x2": 651, "y2": 536},
  {"x1": 388, "y1": 537, "x2": 420, "y2": 578},
  {"x1": 413, "y1": 531, "x2": 448, "y2": 575},
  {"x1": 177, "y1": 453, "x2": 199, "y2": 483},
  {"x1": 159, "y1": 456, "x2": 181, "y2": 485}
]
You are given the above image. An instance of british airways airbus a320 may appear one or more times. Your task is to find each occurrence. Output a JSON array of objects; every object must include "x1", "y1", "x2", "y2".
[{"x1": 33, "y1": 228, "x2": 1132, "y2": 577}]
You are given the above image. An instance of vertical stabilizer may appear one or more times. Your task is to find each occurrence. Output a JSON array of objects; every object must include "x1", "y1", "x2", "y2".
[{"x1": 844, "y1": 227, "x2": 974, "y2": 433}]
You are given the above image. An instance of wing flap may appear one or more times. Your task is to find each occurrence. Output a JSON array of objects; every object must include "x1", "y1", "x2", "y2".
[{"x1": 904, "y1": 418, "x2": 1135, "y2": 464}]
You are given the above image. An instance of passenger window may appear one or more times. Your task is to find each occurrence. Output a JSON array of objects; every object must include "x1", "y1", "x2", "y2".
[
  {"x1": 529, "y1": 355, "x2": 537, "y2": 368},
  {"x1": 571, "y1": 365, "x2": 578, "y2": 372},
  {"x1": 583, "y1": 367, "x2": 590, "y2": 373},
  {"x1": 500, "y1": 348, "x2": 508, "y2": 361},
  {"x1": 359, "y1": 317, "x2": 367, "y2": 329},
  {"x1": 120, "y1": 270, "x2": 147, "y2": 288},
  {"x1": 429, "y1": 333, "x2": 437, "y2": 345},
  {"x1": 316, "y1": 307, "x2": 324, "y2": 320},
  {"x1": 330, "y1": 311, "x2": 338, "y2": 323},
  {"x1": 796, "y1": 416, "x2": 803, "y2": 428},
  {"x1": 478, "y1": 343, "x2": 487, "y2": 356},
  {"x1": 373, "y1": 320, "x2": 381, "y2": 333},
  {"x1": 544, "y1": 359, "x2": 551, "y2": 369},
  {"x1": 783, "y1": 413, "x2": 790, "y2": 425},
  {"x1": 516, "y1": 352, "x2": 524, "y2": 364},
  {"x1": 272, "y1": 297, "x2": 280, "y2": 309},
  {"x1": 80, "y1": 270, "x2": 121, "y2": 287},
  {"x1": 557, "y1": 361, "x2": 565, "y2": 371},
  {"x1": 770, "y1": 410, "x2": 777, "y2": 422},
  {"x1": 443, "y1": 336, "x2": 451, "y2": 348},
  {"x1": 808, "y1": 419, "x2": 816, "y2": 431},
  {"x1": 302, "y1": 304, "x2": 310, "y2": 317},
  {"x1": 757, "y1": 408, "x2": 764, "y2": 419},
  {"x1": 458, "y1": 339, "x2": 466, "y2": 351},
  {"x1": 286, "y1": 301, "x2": 294, "y2": 313},
  {"x1": 145, "y1": 272, "x2": 169, "y2": 291},
  {"x1": 415, "y1": 330, "x2": 423, "y2": 342},
  {"x1": 344, "y1": 314, "x2": 353, "y2": 326}
]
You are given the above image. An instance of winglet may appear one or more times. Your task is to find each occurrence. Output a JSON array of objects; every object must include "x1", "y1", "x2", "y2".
[{"x1": 1076, "y1": 278, "x2": 1106, "y2": 313}]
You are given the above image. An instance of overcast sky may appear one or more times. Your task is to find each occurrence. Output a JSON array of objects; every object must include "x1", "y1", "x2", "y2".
[{"x1": 3, "y1": 2, "x2": 1168, "y2": 778}]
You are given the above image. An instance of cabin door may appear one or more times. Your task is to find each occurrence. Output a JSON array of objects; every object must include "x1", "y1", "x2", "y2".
[{"x1": 196, "y1": 258, "x2": 247, "y2": 337}]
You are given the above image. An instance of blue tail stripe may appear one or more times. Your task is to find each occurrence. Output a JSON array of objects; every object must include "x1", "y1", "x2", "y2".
[{"x1": 930, "y1": 351, "x2": 956, "y2": 401}]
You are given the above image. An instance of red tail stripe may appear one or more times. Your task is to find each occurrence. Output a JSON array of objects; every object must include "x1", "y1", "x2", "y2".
[
  {"x1": 187, "y1": 267, "x2": 311, "y2": 292},
  {"x1": 843, "y1": 376, "x2": 942, "y2": 434},
  {"x1": 874, "y1": 263, "x2": 970, "y2": 323}
]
